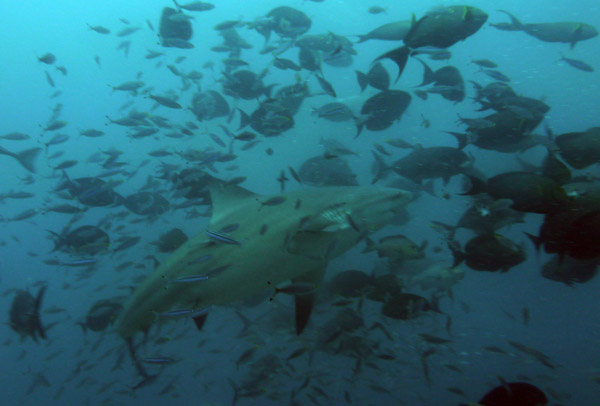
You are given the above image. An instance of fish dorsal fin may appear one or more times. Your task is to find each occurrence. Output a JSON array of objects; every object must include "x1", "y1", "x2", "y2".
[{"x1": 209, "y1": 182, "x2": 259, "y2": 223}]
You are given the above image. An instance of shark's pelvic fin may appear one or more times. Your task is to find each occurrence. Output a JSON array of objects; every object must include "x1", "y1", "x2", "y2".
[
  {"x1": 293, "y1": 267, "x2": 325, "y2": 335},
  {"x1": 192, "y1": 312, "x2": 209, "y2": 331}
]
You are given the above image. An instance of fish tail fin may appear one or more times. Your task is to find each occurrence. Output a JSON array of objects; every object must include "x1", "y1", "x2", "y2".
[
  {"x1": 429, "y1": 291, "x2": 445, "y2": 315},
  {"x1": 234, "y1": 310, "x2": 252, "y2": 338},
  {"x1": 172, "y1": 0, "x2": 181, "y2": 10},
  {"x1": 421, "y1": 179, "x2": 436, "y2": 197},
  {"x1": 413, "y1": 57, "x2": 436, "y2": 87},
  {"x1": 430, "y1": 221, "x2": 457, "y2": 240},
  {"x1": 354, "y1": 119, "x2": 365, "y2": 139},
  {"x1": 237, "y1": 108, "x2": 250, "y2": 130},
  {"x1": 34, "y1": 286, "x2": 47, "y2": 340},
  {"x1": 362, "y1": 236, "x2": 376, "y2": 253},
  {"x1": 374, "y1": 46, "x2": 410, "y2": 83},
  {"x1": 46, "y1": 229, "x2": 61, "y2": 252},
  {"x1": 356, "y1": 35, "x2": 368, "y2": 43},
  {"x1": 370, "y1": 150, "x2": 391, "y2": 184},
  {"x1": 16, "y1": 147, "x2": 42, "y2": 173},
  {"x1": 525, "y1": 232, "x2": 542, "y2": 252},
  {"x1": 497, "y1": 9, "x2": 524, "y2": 30},
  {"x1": 458, "y1": 175, "x2": 487, "y2": 196},
  {"x1": 445, "y1": 131, "x2": 469, "y2": 150},
  {"x1": 76, "y1": 322, "x2": 87, "y2": 334},
  {"x1": 448, "y1": 240, "x2": 465, "y2": 268},
  {"x1": 126, "y1": 336, "x2": 150, "y2": 379}
]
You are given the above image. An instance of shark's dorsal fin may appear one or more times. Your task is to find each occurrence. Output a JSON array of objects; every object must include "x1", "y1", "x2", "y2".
[
  {"x1": 293, "y1": 266, "x2": 326, "y2": 335},
  {"x1": 209, "y1": 182, "x2": 259, "y2": 224}
]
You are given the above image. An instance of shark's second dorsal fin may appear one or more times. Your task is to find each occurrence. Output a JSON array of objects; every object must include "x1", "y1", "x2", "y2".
[{"x1": 209, "y1": 182, "x2": 259, "y2": 223}]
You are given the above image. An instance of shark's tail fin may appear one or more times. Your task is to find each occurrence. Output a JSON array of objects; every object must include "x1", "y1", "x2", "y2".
[
  {"x1": 126, "y1": 336, "x2": 150, "y2": 379},
  {"x1": 227, "y1": 377, "x2": 240, "y2": 406},
  {"x1": 34, "y1": 286, "x2": 47, "y2": 340},
  {"x1": 16, "y1": 147, "x2": 42, "y2": 173},
  {"x1": 497, "y1": 10, "x2": 525, "y2": 30}
]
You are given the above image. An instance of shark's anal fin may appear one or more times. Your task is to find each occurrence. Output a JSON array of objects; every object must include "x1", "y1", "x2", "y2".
[
  {"x1": 293, "y1": 267, "x2": 326, "y2": 335},
  {"x1": 192, "y1": 313, "x2": 209, "y2": 331},
  {"x1": 34, "y1": 286, "x2": 47, "y2": 340}
]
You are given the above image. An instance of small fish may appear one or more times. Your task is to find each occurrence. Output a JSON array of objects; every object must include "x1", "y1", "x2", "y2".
[
  {"x1": 236, "y1": 346, "x2": 258, "y2": 369},
  {"x1": 187, "y1": 254, "x2": 213, "y2": 265},
  {"x1": 114, "y1": 236, "x2": 141, "y2": 252},
  {"x1": 1, "y1": 132, "x2": 30, "y2": 141},
  {"x1": 208, "y1": 133, "x2": 226, "y2": 148},
  {"x1": 368, "y1": 6, "x2": 386, "y2": 14},
  {"x1": 259, "y1": 196, "x2": 287, "y2": 208},
  {"x1": 446, "y1": 386, "x2": 466, "y2": 396},
  {"x1": 471, "y1": 58, "x2": 498, "y2": 68},
  {"x1": 270, "y1": 282, "x2": 318, "y2": 298},
  {"x1": 288, "y1": 166, "x2": 302, "y2": 183},
  {"x1": 219, "y1": 224, "x2": 239, "y2": 233},
  {"x1": 521, "y1": 306, "x2": 530, "y2": 325},
  {"x1": 479, "y1": 69, "x2": 511, "y2": 82},
  {"x1": 316, "y1": 75, "x2": 337, "y2": 98},
  {"x1": 87, "y1": 24, "x2": 110, "y2": 34},
  {"x1": 62, "y1": 259, "x2": 98, "y2": 267},
  {"x1": 483, "y1": 346, "x2": 506, "y2": 354},
  {"x1": 38, "y1": 53, "x2": 56, "y2": 64},
  {"x1": 166, "y1": 275, "x2": 209, "y2": 284},
  {"x1": 153, "y1": 308, "x2": 197, "y2": 317},
  {"x1": 206, "y1": 229, "x2": 241, "y2": 245},
  {"x1": 141, "y1": 357, "x2": 178, "y2": 364},
  {"x1": 148, "y1": 94, "x2": 182, "y2": 109},
  {"x1": 419, "y1": 333, "x2": 452, "y2": 344},
  {"x1": 286, "y1": 347, "x2": 308, "y2": 362},
  {"x1": 45, "y1": 71, "x2": 55, "y2": 87},
  {"x1": 559, "y1": 53, "x2": 594, "y2": 72}
]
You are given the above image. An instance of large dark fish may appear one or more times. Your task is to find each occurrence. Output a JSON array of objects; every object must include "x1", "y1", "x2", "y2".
[
  {"x1": 9, "y1": 286, "x2": 47, "y2": 342},
  {"x1": 159, "y1": 7, "x2": 193, "y2": 47},
  {"x1": 493, "y1": 10, "x2": 598, "y2": 48},
  {"x1": 374, "y1": 6, "x2": 487, "y2": 81},
  {"x1": 555, "y1": 127, "x2": 600, "y2": 169},
  {"x1": 461, "y1": 172, "x2": 568, "y2": 214},
  {"x1": 360, "y1": 90, "x2": 412, "y2": 132},
  {"x1": 393, "y1": 146, "x2": 470, "y2": 184},
  {"x1": 465, "y1": 381, "x2": 548, "y2": 406}
]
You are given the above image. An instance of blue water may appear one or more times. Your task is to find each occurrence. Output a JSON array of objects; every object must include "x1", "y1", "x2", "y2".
[{"x1": 1, "y1": 1, "x2": 599, "y2": 405}]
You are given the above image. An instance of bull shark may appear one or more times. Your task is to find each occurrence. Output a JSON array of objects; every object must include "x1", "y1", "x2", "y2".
[{"x1": 116, "y1": 183, "x2": 411, "y2": 344}]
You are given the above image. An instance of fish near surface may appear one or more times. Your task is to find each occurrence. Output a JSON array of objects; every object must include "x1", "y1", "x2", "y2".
[{"x1": 117, "y1": 183, "x2": 411, "y2": 339}]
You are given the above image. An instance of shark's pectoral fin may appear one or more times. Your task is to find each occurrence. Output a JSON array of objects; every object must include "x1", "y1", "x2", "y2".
[
  {"x1": 192, "y1": 312, "x2": 209, "y2": 332},
  {"x1": 293, "y1": 267, "x2": 325, "y2": 335}
]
